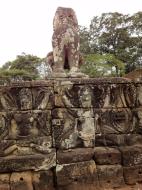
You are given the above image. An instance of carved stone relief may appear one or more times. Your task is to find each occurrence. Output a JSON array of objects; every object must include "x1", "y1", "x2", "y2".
[
  {"x1": 0, "y1": 78, "x2": 141, "y2": 189},
  {"x1": 32, "y1": 87, "x2": 54, "y2": 109},
  {"x1": 8, "y1": 111, "x2": 51, "y2": 140}
]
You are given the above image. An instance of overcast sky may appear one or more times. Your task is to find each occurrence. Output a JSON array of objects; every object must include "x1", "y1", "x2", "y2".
[{"x1": 0, "y1": 0, "x2": 142, "y2": 66}]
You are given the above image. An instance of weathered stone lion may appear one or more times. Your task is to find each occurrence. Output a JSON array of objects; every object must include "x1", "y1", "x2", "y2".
[{"x1": 51, "y1": 7, "x2": 81, "y2": 77}]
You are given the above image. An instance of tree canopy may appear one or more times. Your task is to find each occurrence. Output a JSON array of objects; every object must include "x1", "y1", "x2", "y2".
[
  {"x1": 0, "y1": 53, "x2": 49, "y2": 80},
  {"x1": 79, "y1": 11, "x2": 142, "y2": 76}
]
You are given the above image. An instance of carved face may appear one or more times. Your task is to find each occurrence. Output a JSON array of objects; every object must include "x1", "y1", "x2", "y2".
[
  {"x1": 79, "y1": 86, "x2": 92, "y2": 107},
  {"x1": 53, "y1": 7, "x2": 78, "y2": 30},
  {"x1": 19, "y1": 88, "x2": 32, "y2": 110}
]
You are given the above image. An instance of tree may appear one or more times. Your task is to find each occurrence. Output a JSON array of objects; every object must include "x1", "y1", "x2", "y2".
[
  {"x1": 79, "y1": 26, "x2": 91, "y2": 54},
  {"x1": 125, "y1": 12, "x2": 142, "y2": 72},
  {"x1": 8, "y1": 53, "x2": 41, "y2": 76},
  {"x1": 79, "y1": 12, "x2": 142, "y2": 75},
  {"x1": 81, "y1": 53, "x2": 124, "y2": 77},
  {"x1": 0, "y1": 53, "x2": 44, "y2": 80},
  {"x1": 89, "y1": 13, "x2": 133, "y2": 71}
]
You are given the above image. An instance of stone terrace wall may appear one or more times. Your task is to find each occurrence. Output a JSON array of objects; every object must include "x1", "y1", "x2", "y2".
[{"x1": 0, "y1": 78, "x2": 142, "y2": 190}]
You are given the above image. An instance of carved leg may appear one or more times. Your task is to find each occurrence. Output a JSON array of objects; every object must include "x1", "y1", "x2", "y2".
[
  {"x1": 68, "y1": 43, "x2": 88, "y2": 78},
  {"x1": 68, "y1": 43, "x2": 79, "y2": 73},
  {"x1": 52, "y1": 35, "x2": 67, "y2": 77},
  {"x1": 52, "y1": 44, "x2": 67, "y2": 77}
]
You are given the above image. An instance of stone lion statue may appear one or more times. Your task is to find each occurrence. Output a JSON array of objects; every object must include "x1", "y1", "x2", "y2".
[{"x1": 51, "y1": 7, "x2": 82, "y2": 77}]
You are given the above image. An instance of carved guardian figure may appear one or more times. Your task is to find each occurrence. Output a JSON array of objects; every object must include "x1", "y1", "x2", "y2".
[{"x1": 52, "y1": 7, "x2": 81, "y2": 76}]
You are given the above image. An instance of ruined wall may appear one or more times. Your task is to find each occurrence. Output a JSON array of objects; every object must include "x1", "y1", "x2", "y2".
[{"x1": 0, "y1": 78, "x2": 142, "y2": 190}]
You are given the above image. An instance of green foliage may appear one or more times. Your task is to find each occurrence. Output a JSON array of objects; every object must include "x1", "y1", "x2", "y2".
[
  {"x1": 81, "y1": 53, "x2": 124, "y2": 77},
  {"x1": 79, "y1": 12, "x2": 142, "y2": 75},
  {"x1": 8, "y1": 53, "x2": 41, "y2": 75},
  {"x1": 0, "y1": 53, "x2": 43, "y2": 80},
  {"x1": 79, "y1": 26, "x2": 91, "y2": 54},
  {"x1": 0, "y1": 69, "x2": 29, "y2": 76},
  {"x1": 0, "y1": 69, "x2": 37, "y2": 80}
]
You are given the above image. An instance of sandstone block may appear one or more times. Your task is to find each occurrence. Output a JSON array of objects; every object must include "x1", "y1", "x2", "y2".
[
  {"x1": 97, "y1": 164, "x2": 124, "y2": 189},
  {"x1": 33, "y1": 170, "x2": 55, "y2": 190},
  {"x1": 94, "y1": 147, "x2": 121, "y2": 165},
  {"x1": 120, "y1": 145, "x2": 142, "y2": 166},
  {"x1": 0, "y1": 151, "x2": 56, "y2": 172},
  {"x1": 134, "y1": 108, "x2": 142, "y2": 133},
  {"x1": 95, "y1": 134, "x2": 126, "y2": 146},
  {"x1": 56, "y1": 160, "x2": 98, "y2": 187},
  {"x1": 92, "y1": 83, "x2": 136, "y2": 108},
  {"x1": 0, "y1": 87, "x2": 32, "y2": 111},
  {"x1": 10, "y1": 171, "x2": 33, "y2": 190},
  {"x1": 94, "y1": 108, "x2": 134, "y2": 134},
  {"x1": 123, "y1": 165, "x2": 142, "y2": 185},
  {"x1": 0, "y1": 81, "x2": 54, "y2": 111},
  {"x1": 57, "y1": 183, "x2": 99, "y2": 190},
  {"x1": 0, "y1": 184, "x2": 10, "y2": 190},
  {"x1": 57, "y1": 148, "x2": 94, "y2": 164},
  {"x1": 136, "y1": 84, "x2": 142, "y2": 107},
  {"x1": 95, "y1": 134, "x2": 142, "y2": 147},
  {"x1": 0, "y1": 110, "x2": 51, "y2": 140},
  {"x1": 54, "y1": 84, "x2": 93, "y2": 108},
  {"x1": 0, "y1": 173, "x2": 10, "y2": 190},
  {"x1": 32, "y1": 86, "x2": 54, "y2": 109},
  {"x1": 0, "y1": 136, "x2": 53, "y2": 157},
  {"x1": 54, "y1": 81, "x2": 136, "y2": 108},
  {"x1": 52, "y1": 108, "x2": 95, "y2": 149}
]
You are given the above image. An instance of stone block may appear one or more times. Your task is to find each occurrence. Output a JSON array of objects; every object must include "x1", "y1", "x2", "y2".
[
  {"x1": 54, "y1": 80, "x2": 136, "y2": 108},
  {"x1": 93, "y1": 83, "x2": 136, "y2": 108},
  {"x1": 94, "y1": 108, "x2": 134, "y2": 134},
  {"x1": 136, "y1": 84, "x2": 142, "y2": 107},
  {"x1": 32, "y1": 86, "x2": 54, "y2": 109},
  {"x1": 0, "y1": 110, "x2": 51, "y2": 140},
  {"x1": 56, "y1": 160, "x2": 98, "y2": 187},
  {"x1": 33, "y1": 170, "x2": 55, "y2": 190},
  {"x1": 94, "y1": 147, "x2": 121, "y2": 164},
  {"x1": 0, "y1": 184, "x2": 10, "y2": 190},
  {"x1": 0, "y1": 137, "x2": 52, "y2": 157},
  {"x1": 0, "y1": 150, "x2": 56, "y2": 172},
  {"x1": 57, "y1": 183, "x2": 99, "y2": 190},
  {"x1": 52, "y1": 107, "x2": 135, "y2": 149},
  {"x1": 0, "y1": 112, "x2": 11, "y2": 140},
  {"x1": 95, "y1": 134, "x2": 126, "y2": 146},
  {"x1": 122, "y1": 134, "x2": 142, "y2": 146},
  {"x1": 121, "y1": 145, "x2": 142, "y2": 166},
  {"x1": 54, "y1": 83, "x2": 94, "y2": 108},
  {"x1": 134, "y1": 108, "x2": 142, "y2": 133},
  {"x1": 57, "y1": 148, "x2": 94, "y2": 164},
  {"x1": 123, "y1": 165, "x2": 142, "y2": 185},
  {"x1": 95, "y1": 134, "x2": 142, "y2": 147},
  {"x1": 0, "y1": 87, "x2": 33, "y2": 111},
  {"x1": 0, "y1": 140, "x2": 17, "y2": 157},
  {"x1": 0, "y1": 173, "x2": 10, "y2": 190},
  {"x1": 10, "y1": 171, "x2": 33, "y2": 190},
  {"x1": 52, "y1": 108, "x2": 94, "y2": 119},
  {"x1": 0, "y1": 82, "x2": 54, "y2": 111},
  {"x1": 97, "y1": 164, "x2": 124, "y2": 189},
  {"x1": 52, "y1": 108, "x2": 95, "y2": 149},
  {"x1": 16, "y1": 136, "x2": 53, "y2": 155}
]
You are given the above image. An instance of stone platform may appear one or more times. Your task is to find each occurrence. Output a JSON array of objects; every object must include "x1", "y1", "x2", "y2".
[{"x1": 0, "y1": 77, "x2": 142, "y2": 189}]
